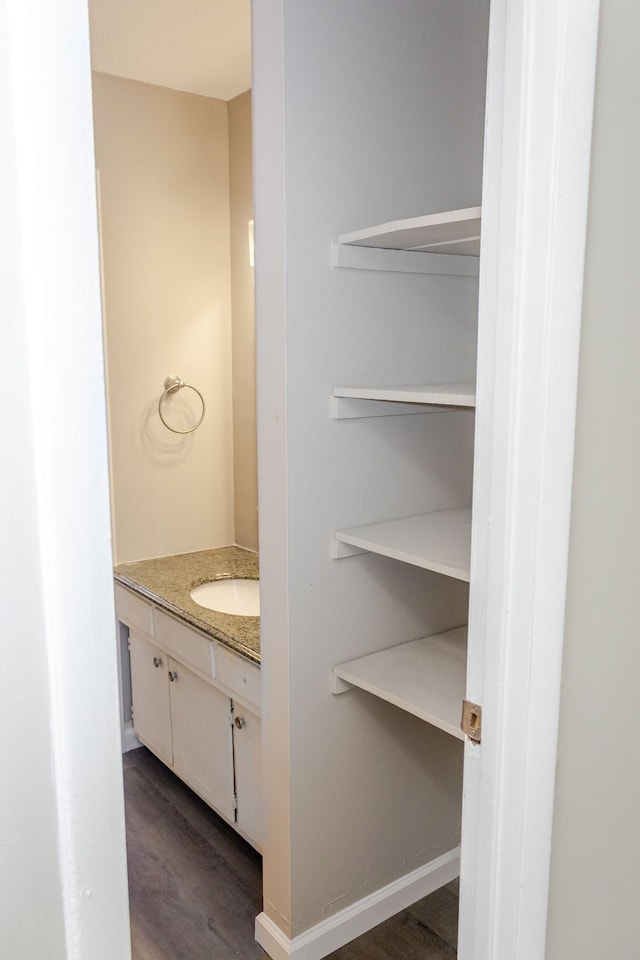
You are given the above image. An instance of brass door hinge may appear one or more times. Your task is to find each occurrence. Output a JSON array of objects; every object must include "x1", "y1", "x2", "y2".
[{"x1": 461, "y1": 700, "x2": 482, "y2": 743}]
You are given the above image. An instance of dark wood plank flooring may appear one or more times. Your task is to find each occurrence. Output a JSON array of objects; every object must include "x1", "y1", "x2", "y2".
[{"x1": 124, "y1": 747, "x2": 458, "y2": 960}]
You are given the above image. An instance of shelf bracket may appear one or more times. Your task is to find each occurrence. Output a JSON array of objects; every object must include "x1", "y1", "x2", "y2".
[
  {"x1": 332, "y1": 538, "x2": 369, "y2": 560},
  {"x1": 330, "y1": 672, "x2": 353, "y2": 695},
  {"x1": 331, "y1": 241, "x2": 480, "y2": 278},
  {"x1": 331, "y1": 396, "x2": 446, "y2": 419}
]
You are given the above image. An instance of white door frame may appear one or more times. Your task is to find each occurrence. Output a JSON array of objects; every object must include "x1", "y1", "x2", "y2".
[
  {"x1": 1, "y1": 0, "x2": 600, "y2": 957},
  {"x1": 2, "y1": 1, "x2": 131, "y2": 958},
  {"x1": 460, "y1": 2, "x2": 601, "y2": 959}
]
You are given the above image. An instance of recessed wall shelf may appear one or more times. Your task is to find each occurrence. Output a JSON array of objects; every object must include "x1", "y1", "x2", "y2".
[
  {"x1": 332, "y1": 626, "x2": 467, "y2": 740},
  {"x1": 332, "y1": 382, "x2": 476, "y2": 418},
  {"x1": 333, "y1": 507, "x2": 471, "y2": 581}
]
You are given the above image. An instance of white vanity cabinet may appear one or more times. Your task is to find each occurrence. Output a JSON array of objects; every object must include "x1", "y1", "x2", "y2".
[
  {"x1": 115, "y1": 582, "x2": 262, "y2": 850},
  {"x1": 130, "y1": 633, "x2": 236, "y2": 823}
]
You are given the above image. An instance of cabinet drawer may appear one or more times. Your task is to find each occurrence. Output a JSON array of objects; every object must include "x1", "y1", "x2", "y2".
[
  {"x1": 153, "y1": 608, "x2": 215, "y2": 679},
  {"x1": 114, "y1": 583, "x2": 153, "y2": 636},
  {"x1": 216, "y1": 644, "x2": 260, "y2": 708}
]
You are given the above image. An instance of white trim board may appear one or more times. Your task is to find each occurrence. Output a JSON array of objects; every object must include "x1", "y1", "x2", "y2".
[
  {"x1": 331, "y1": 396, "x2": 455, "y2": 419},
  {"x1": 331, "y1": 241, "x2": 480, "y2": 277},
  {"x1": 255, "y1": 848, "x2": 460, "y2": 960}
]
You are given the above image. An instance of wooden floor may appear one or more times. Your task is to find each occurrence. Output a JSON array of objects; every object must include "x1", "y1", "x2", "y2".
[{"x1": 124, "y1": 747, "x2": 458, "y2": 960}]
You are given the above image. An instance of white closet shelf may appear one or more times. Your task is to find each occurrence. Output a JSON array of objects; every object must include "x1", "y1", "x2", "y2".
[
  {"x1": 337, "y1": 206, "x2": 481, "y2": 257},
  {"x1": 333, "y1": 381, "x2": 476, "y2": 417},
  {"x1": 331, "y1": 382, "x2": 476, "y2": 418},
  {"x1": 332, "y1": 626, "x2": 467, "y2": 740},
  {"x1": 335, "y1": 382, "x2": 475, "y2": 406},
  {"x1": 333, "y1": 506, "x2": 471, "y2": 581}
]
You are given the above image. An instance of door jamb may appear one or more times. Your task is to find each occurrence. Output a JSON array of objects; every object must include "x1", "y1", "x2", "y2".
[{"x1": 461, "y1": 2, "x2": 601, "y2": 958}]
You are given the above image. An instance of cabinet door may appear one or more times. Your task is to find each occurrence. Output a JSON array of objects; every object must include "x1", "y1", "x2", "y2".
[
  {"x1": 232, "y1": 704, "x2": 262, "y2": 850},
  {"x1": 168, "y1": 659, "x2": 235, "y2": 823},
  {"x1": 129, "y1": 631, "x2": 172, "y2": 765}
]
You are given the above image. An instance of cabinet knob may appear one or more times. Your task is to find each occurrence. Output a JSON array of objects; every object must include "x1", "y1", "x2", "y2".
[
  {"x1": 168, "y1": 670, "x2": 178, "y2": 682},
  {"x1": 153, "y1": 656, "x2": 163, "y2": 668},
  {"x1": 234, "y1": 716, "x2": 246, "y2": 730}
]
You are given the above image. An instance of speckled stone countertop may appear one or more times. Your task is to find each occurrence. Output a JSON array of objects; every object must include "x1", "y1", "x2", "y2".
[{"x1": 114, "y1": 546, "x2": 260, "y2": 664}]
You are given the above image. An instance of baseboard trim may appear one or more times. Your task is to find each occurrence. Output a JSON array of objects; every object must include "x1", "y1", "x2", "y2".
[{"x1": 255, "y1": 846, "x2": 460, "y2": 960}]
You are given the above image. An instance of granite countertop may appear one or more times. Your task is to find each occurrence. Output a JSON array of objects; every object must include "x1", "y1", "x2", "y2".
[{"x1": 114, "y1": 546, "x2": 260, "y2": 664}]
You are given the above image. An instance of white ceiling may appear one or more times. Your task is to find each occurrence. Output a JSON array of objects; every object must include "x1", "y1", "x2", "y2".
[{"x1": 88, "y1": 0, "x2": 252, "y2": 102}]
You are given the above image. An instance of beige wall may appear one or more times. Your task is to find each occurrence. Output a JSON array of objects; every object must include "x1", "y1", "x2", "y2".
[
  {"x1": 93, "y1": 73, "x2": 235, "y2": 563},
  {"x1": 228, "y1": 90, "x2": 258, "y2": 550},
  {"x1": 546, "y1": 0, "x2": 640, "y2": 954}
]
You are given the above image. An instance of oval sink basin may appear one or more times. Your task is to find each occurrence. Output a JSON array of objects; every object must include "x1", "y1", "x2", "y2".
[{"x1": 190, "y1": 578, "x2": 260, "y2": 616}]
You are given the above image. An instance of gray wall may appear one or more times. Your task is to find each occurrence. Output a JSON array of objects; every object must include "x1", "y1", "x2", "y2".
[
  {"x1": 546, "y1": 0, "x2": 640, "y2": 954},
  {"x1": 254, "y1": 0, "x2": 489, "y2": 937}
]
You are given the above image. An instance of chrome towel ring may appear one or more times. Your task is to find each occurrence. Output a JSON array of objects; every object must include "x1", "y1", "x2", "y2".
[{"x1": 158, "y1": 375, "x2": 206, "y2": 434}]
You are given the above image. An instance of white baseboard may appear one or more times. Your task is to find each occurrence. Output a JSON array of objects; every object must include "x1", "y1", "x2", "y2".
[
  {"x1": 255, "y1": 846, "x2": 460, "y2": 960},
  {"x1": 121, "y1": 721, "x2": 140, "y2": 754}
]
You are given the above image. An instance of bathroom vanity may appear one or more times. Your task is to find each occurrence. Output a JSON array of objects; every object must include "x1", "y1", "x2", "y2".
[{"x1": 113, "y1": 546, "x2": 261, "y2": 851}]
